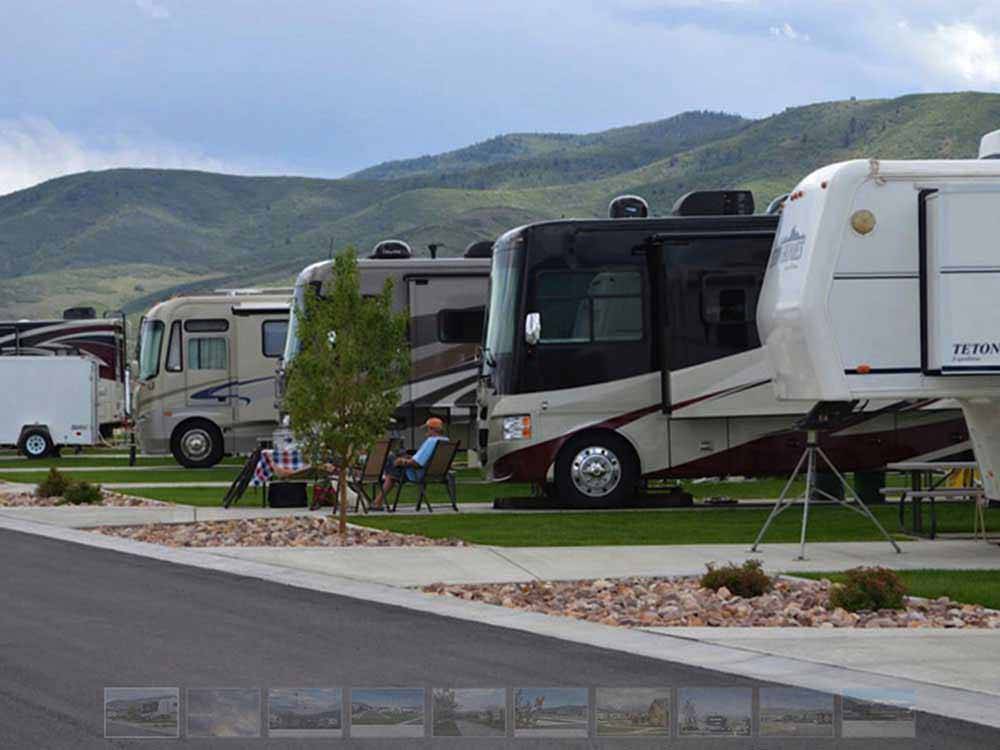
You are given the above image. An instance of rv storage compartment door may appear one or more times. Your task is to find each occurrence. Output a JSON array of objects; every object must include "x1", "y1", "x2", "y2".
[{"x1": 923, "y1": 186, "x2": 1000, "y2": 374}]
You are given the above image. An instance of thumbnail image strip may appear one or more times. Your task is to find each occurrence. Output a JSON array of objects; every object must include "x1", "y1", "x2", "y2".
[
  {"x1": 105, "y1": 687, "x2": 179, "y2": 739},
  {"x1": 596, "y1": 688, "x2": 671, "y2": 737},
  {"x1": 678, "y1": 686, "x2": 752, "y2": 737},
  {"x1": 268, "y1": 688, "x2": 342, "y2": 738},
  {"x1": 842, "y1": 688, "x2": 916, "y2": 738},
  {"x1": 514, "y1": 687, "x2": 588, "y2": 738},
  {"x1": 187, "y1": 688, "x2": 261, "y2": 738},
  {"x1": 432, "y1": 688, "x2": 506, "y2": 737},
  {"x1": 350, "y1": 688, "x2": 425, "y2": 738},
  {"x1": 759, "y1": 686, "x2": 834, "y2": 737}
]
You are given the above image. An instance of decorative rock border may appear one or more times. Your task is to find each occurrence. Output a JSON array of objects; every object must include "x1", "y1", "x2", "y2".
[{"x1": 424, "y1": 576, "x2": 1000, "y2": 629}]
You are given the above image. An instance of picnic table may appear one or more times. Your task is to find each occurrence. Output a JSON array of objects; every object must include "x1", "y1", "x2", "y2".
[
  {"x1": 251, "y1": 448, "x2": 308, "y2": 487},
  {"x1": 883, "y1": 461, "x2": 982, "y2": 539}
]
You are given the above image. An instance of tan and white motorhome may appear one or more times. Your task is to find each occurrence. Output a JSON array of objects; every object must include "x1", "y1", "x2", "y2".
[
  {"x1": 477, "y1": 192, "x2": 969, "y2": 506},
  {"x1": 134, "y1": 289, "x2": 291, "y2": 467},
  {"x1": 280, "y1": 241, "x2": 491, "y2": 450}
]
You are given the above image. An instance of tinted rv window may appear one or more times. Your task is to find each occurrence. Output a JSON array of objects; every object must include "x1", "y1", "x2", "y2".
[
  {"x1": 184, "y1": 319, "x2": 229, "y2": 333},
  {"x1": 438, "y1": 307, "x2": 485, "y2": 343},
  {"x1": 536, "y1": 270, "x2": 642, "y2": 343},
  {"x1": 138, "y1": 319, "x2": 164, "y2": 380},
  {"x1": 262, "y1": 320, "x2": 288, "y2": 357},
  {"x1": 187, "y1": 338, "x2": 228, "y2": 370},
  {"x1": 165, "y1": 321, "x2": 183, "y2": 371}
]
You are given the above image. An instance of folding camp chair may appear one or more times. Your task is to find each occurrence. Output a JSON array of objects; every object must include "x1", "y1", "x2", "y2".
[
  {"x1": 222, "y1": 448, "x2": 261, "y2": 508},
  {"x1": 391, "y1": 440, "x2": 460, "y2": 513},
  {"x1": 346, "y1": 439, "x2": 392, "y2": 513}
]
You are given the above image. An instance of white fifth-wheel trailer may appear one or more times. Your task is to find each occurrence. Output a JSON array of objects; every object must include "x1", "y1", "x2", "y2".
[
  {"x1": 758, "y1": 129, "x2": 1000, "y2": 502},
  {"x1": 477, "y1": 192, "x2": 968, "y2": 507},
  {"x1": 133, "y1": 289, "x2": 291, "y2": 467}
]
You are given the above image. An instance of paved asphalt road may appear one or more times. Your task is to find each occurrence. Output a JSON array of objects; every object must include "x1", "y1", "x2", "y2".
[{"x1": 0, "y1": 528, "x2": 996, "y2": 749}]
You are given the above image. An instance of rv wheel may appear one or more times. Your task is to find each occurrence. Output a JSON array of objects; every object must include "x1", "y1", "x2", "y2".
[
  {"x1": 555, "y1": 432, "x2": 638, "y2": 508},
  {"x1": 19, "y1": 429, "x2": 54, "y2": 459},
  {"x1": 171, "y1": 419, "x2": 224, "y2": 469}
]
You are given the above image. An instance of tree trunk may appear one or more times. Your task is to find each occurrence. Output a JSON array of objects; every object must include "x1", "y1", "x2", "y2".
[{"x1": 336, "y1": 447, "x2": 352, "y2": 536}]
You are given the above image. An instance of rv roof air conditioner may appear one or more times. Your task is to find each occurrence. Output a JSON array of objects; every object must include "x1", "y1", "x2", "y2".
[
  {"x1": 369, "y1": 239, "x2": 412, "y2": 260},
  {"x1": 63, "y1": 306, "x2": 97, "y2": 320},
  {"x1": 672, "y1": 190, "x2": 755, "y2": 217},
  {"x1": 980, "y1": 129, "x2": 1000, "y2": 159},
  {"x1": 463, "y1": 240, "x2": 494, "y2": 258},
  {"x1": 608, "y1": 195, "x2": 649, "y2": 219}
]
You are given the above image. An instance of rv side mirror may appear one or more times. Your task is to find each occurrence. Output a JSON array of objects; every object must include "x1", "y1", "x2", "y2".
[
  {"x1": 525, "y1": 312, "x2": 541, "y2": 346},
  {"x1": 129, "y1": 359, "x2": 139, "y2": 377}
]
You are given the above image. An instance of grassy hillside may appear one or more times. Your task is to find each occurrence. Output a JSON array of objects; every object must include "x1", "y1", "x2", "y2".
[{"x1": 0, "y1": 92, "x2": 997, "y2": 319}]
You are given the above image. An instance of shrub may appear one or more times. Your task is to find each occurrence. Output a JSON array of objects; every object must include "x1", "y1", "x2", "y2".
[
  {"x1": 59, "y1": 481, "x2": 103, "y2": 505},
  {"x1": 828, "y1": 567, "x2": 907, "y2": 612},
  {"x1": 36, "y1": 467, "x2": 70, "y2": 498},
  {"x1": 700, "y1": 559, "x2": 772, "y2": 598}
]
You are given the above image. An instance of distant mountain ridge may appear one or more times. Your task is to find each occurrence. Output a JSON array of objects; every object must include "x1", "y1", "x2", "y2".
[{"x1": 1, "y1": 92, "x2": 998, "y2": 319}]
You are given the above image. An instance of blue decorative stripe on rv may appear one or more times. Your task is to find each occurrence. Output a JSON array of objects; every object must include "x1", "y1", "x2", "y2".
[{"x1": 189, "y1": 376, "x2": 275, "y2": 405}]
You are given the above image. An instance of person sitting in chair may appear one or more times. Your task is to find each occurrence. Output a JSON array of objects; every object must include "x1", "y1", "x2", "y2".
[{"x1": 371, "y1": 417, "x2": 446, "y2": 511}]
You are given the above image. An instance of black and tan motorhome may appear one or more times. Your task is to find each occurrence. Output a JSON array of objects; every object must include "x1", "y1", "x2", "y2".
[
  {"x1": 478, "y1": 192, "x2": 969, "y2": 506},
  {"x1": 133, "y1": 289, "x2": 291, "y2": 467},
  {"x1": 280, "y1": 241, "x2": 491, "y2": 451}
]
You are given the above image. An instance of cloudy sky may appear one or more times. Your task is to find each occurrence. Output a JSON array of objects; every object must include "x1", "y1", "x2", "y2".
[{"x1": 1, "y1": 0, "x2": 999, "y2": 194}]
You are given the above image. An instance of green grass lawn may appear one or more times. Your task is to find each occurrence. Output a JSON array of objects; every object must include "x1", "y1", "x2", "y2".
[
  {"x1": 0, "y1": 467, "x2": 242, "y2": 484},
  {"x1": 0, "y1": 455, "x2": 244, "y2": 469},
  {"x1": 351, "y1": 503, "x2": 993, "y2": 547},
  {"x1": 794, "y1": 569, "x2": 1000, "y2": 611},
  {"x1": 125, "y1": 481, "x2": 533, "y2": 507}
]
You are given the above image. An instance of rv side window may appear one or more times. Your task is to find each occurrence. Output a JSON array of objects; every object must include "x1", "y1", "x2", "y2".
[
  {"x1": 184, "y1": 319, "x2": 229, "y2": 333},
  {"x1": 536, "y1": 270, "x2": 643, "y2": 344},
  {"x1": 701, "y1": 275, "x2": 757, "y2": 324},
  {"x1": 261, "y1": 320, "x2": 288, "y2": 358},
  {"x1": 165, "y1": 322, "x2": 183, "y2": 372},
  {"x1": 437, "y1": 307, "x2": 485, "y2": 343},
  {"x1": 187, "y1": 338, "x2": 228, "y2": 370}
]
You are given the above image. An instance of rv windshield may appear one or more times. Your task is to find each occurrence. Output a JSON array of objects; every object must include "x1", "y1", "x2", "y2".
[
  {"x1": 137, "y1": 319, "x2": 164, "y2": 381},
  {"x1": 282, "y1": 282, "x2": 307, "y2": 364},
  {"x1": 482, "y1": 232, "x2": 524, "y2": 392}
]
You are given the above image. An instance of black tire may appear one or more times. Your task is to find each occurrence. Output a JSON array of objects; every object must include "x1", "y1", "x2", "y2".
[
  {"x1": 171, "y1": 419, "x2": 224, "y2": 468},
  {"x1": 19, "y1": 428, "x2": 54, "y2": 459},
  {"x1": 554, "y1": 431, "x2": 639, "y2": 508}
]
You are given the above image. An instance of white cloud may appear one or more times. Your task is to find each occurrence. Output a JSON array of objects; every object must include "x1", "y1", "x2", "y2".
[
  {"x1": 0, "y1": 117, "x2": 238, "y2": 196},
  {"x1": 135, "y1": 0, "x2": 169, "y2": 20},
  {"x1": 895, "y1": 20, "x2": 1000, "y2": 86},
  {"x1": 769, "y1": 22, "x2": 809, "y2": 42}
]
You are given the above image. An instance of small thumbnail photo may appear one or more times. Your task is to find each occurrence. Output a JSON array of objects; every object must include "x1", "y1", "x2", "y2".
[
  {"x1": 432, "y1": 688, "x2": 506, "y2": 737},
  {"x1": 759, "y1": 687, "x2": 835, "y2": 737},
  {"x1": 678, "y1": 686, "x2": 752, "y2": 737},
  {"x1": 351, "y1": 688, "x2": 425, "y2": 738},
  {"x1": 842, "y1": 689, "x2": 916, "y2": 738},
  {"x1": 514, "y1": 687, "x2": 588, "y2": 738},
  {"x1": 268, "y1": 688, "x2": 342, "y2": 738},
  {"x1": 596, "y1": 688, "x2": 670, "y2": 736},
  {"x1": 187, "y1": 687, "x2": 261, "y2": 738},
  {"x1": 105, "y1": 687, "x2": 179, "y2": 738}
]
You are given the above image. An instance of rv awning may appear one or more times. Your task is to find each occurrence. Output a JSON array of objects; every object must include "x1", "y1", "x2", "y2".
[{"x1": 231, "y1": 302, "x2": 290, "y2": 316}]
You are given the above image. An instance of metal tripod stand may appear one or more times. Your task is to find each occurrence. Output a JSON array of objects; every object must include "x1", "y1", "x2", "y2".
[{"x1": 751, "y1": 429, "x2": 901, "y2": 560}]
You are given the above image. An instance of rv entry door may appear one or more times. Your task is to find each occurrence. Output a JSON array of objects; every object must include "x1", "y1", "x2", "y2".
[{"x1": 184, "y1": 324, "x2": 235, "y2": 423}]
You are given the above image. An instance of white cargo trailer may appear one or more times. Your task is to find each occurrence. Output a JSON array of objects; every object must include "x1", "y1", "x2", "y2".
[{"x1": 0, "y1": 357, "x2": 98, "y2": 457}]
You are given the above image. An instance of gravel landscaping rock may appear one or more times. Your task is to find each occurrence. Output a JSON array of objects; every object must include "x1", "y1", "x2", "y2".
[
  {"x1": 0, "y1": 488, "x2": 170, "y2": 508},
  {"x1": 423, "y1": 576, "x2": 1000, "y2": 629},
  {"x1": 94, "y1": 515, "x2": 467, "y2": 547}
]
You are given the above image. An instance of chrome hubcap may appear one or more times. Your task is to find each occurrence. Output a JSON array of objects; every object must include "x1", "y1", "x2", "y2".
[
  {"x1": 181, "y1": 429, "x2": 212, "y2": 461},
  {"x1": 570, "y1": 446, "x2": 621, "y2": 498},
  {"x1": 25, "y1": 435, "x2": 47, "y2": 456}
]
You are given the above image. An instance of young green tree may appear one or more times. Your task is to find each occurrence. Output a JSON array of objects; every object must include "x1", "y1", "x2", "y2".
[{"x1": 283, "y1": 247, "x2": 410, "y2": 534}]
